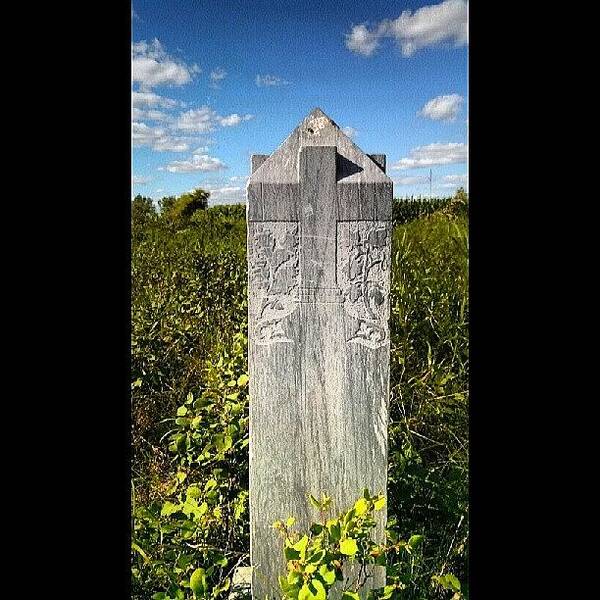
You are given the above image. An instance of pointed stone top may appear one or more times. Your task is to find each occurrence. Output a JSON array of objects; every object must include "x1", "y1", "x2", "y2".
[{"x1": 248, "y1": 108, "x2": 391, "y2": 184}]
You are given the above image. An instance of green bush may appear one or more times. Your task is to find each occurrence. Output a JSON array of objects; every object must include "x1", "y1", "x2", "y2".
[{"x1": 131, "y1": 195, "x2": 468, "y2": 599}]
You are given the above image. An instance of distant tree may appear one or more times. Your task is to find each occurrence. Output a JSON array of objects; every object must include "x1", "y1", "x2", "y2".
[
  {"x1": 131, "y1": 194, "x2": 156, "y2": 226},
  {"x1": 442, "y1": 187, "x2": 469, "y2": 219},
  {"x1": 454, "y1": 187, "x2": 468, "y2": 203},
  {"x1": 158, "y1": 195, "x2": 177, "y2": 216},
  {"x1": 167, "y1": 188, "x2": 211, "y2": 226}
]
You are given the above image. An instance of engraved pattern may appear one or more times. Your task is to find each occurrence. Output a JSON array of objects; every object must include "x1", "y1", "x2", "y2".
[
  {"x1": 249, "y1": 222, "x2": 299, "y2": 344},
  {"x1": 337, "y1": 221, "x2": 391, "y2": 349}
]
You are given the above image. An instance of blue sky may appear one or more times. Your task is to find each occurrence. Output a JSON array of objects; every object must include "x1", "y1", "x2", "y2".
[{"x1": 132, "y1": 0, "x2": 468, "y2": 205}]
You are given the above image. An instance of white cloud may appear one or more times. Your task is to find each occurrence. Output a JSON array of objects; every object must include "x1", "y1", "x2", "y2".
[
  {"x1": 346, "y1": 0, "x2": 468, "y2": 57},
  {"x1": 176, "y1": 107, "x2": 219, "y2": 132},
  {"x1": 131, "y1": 107, "x2": 172, "y2": 122},
  {"x1": 132, "y1": 91, "x2": 179, "y2": 109},
  {"x1": 419, "y1": 94, "x2": 464, "y2": 121},
  {"x1": 132, "y1": 121, "x2": 190, "y2": 152},
  {"x1": 439, "y1": 173, "x2": 468, "y2": 188},
  {"x1": 132, "y1": 39, "x2": 200, "y2": 89},
  {"x1": 210, "y1": 67, "x2": 227, "y2": 88},
  {"x1": 204, "y1": 183, "x2": 246, "y2": 204},
  {"x1": 219, "y1": 113, "x2": 254, "y2": 127},
  {"x1": 176, "y1": 106, "x2": 254, "y2": 132},
  {"x1": 341, "y1": 126, "x2": 357, "y2": 138},
  {"x1": 132, "y1": 175, "x2": 151, "y2": 185},
  {"x1": 394, "y1": 176, "x2": 430, "y2": 186},
  {"x1": 392, "y1": 142, "x2": 468, "y2": 170},
  {"x1": 345, "y1": 24, "x2": 382, "y2": 56},
  {"x1": 162, "y1": 149, "x2": 227, "y2": 173},
  {"x1": 255, "y1": 74, "x2": 290, "y2": 87}
]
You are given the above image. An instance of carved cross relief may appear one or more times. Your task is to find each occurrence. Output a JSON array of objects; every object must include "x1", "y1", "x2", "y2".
[{"x1": 248, "y1": 145, "x2": 391, "y2": 349}]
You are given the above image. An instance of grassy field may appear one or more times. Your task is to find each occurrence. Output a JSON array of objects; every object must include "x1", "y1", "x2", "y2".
[{"x1": 131, "y1": 193, "x2": 469, "y2": 600}]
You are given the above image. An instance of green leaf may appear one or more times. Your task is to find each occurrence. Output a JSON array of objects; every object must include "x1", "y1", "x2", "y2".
[
  {"x1": 237, "y1": 374, "x2": 249, "y2": 387},
  {"x1": 354, "y1": 497, "x2": 369, "y2": 516},
  {"x1": 433, "y1": 573, "x2": 461, "y2": 592},
  {"x1": 204, "y1": 479, "x2": 217, "y2": 492},
  {"x1": 342, "y1": 592, "x2": 360, "y2": 600},
  {"x1": 318, "y1": 565, "x2": 336, "y2": 586},
  {"x1": 186, "y1": 485, "x2": 202, "y2": 498},
  {"x1": 340, "y1": 538, "x2": 358, "y2": 556},
  {"x1": 408, "y1": 534, "x2": 424, "y2": 549},
  {"x1": 189, "y1": 568, "x2": 207, "y2": 596},
  {"x1": 308, "y1": 549, "x2": 326, "y2": 564},
  {"x1": 309, "y1": 578, "x2": 326, "y2": 600},
  {"x1": 327, "y1": 520, "x2": 341, "y2": 541},
  {"x1": 286, "y1": 517, "x2": 296, "y2": 528},
  {"x1": 374, "y1": 497, "x2": 386, "y2": 511},
  {"x1": 177, "y1": 406, "x2": 187, "y2": 416},
  {"x1": 446, "y1": 573, "x2": 461, "y2": 591},
  {"x1": 160, "y1": 501, "x2": 180, "y2": 516},
  {"x1": 284, "y1": 546, "x2": 301, "y2": 561},
  {"x1": 280, "y1": 576, "x2": 290, "y2": 592},
  {"x1": 298, "y1": 584, "x2": 311, "y2": 600},
  {"x1": 131, "y1": 541, "x2": 150, "y2": 563},
  {"x1": 214, "y1": 434, "x2": 233, "y2": 452},
  {"x1": 292, "y1": 535, "x2": 309, "y2": 559},
  {"x1": 309, "y1": 494, "x2": 321, "y2": 509}
]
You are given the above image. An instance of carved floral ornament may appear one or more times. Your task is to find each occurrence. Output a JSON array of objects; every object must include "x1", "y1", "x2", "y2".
[
  {"x1": 249, "y1": 221, "x2": 390, "y2": 349},
  {"x1": 249, "y1": 222, "x2": 300, "y2": 345},
  {"x1": 337, "y1": 222, "x2": 391, "y2": 349}
]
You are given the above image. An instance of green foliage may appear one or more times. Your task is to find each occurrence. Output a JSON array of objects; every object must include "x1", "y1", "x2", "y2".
[
  {"x1": 131, "y1": 198, "x2": 469, "y2": 600},
  {"x1": 167, "y1": 189, "x2": 211, "y2": 226},
  {"x1": 132, "y1": 194, "x2": 157, "y2": 228},
  {"x1": 132, "y1": 332, "x2": 249, "y2": 599},
  {"x1": 275, "y1": 491, "x2": 464, "y2": 600},
  {"x1": 387, "y1": 210, "x2": 469, "y2": 597},
  {"x1": 392, "y1": 198, "x2": 452, "y2": 225},
  {"x1": 159, "y1": 195, "x2": 178, "y2": 216}
]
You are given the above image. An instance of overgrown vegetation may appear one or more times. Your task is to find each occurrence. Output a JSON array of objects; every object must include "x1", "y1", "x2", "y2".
[
  {"x1": 131, "y1": 189, "x2": 469, "y2": 599},
  {"x1": 275, "y1": 491, "x2": 463, "y2": 600}
]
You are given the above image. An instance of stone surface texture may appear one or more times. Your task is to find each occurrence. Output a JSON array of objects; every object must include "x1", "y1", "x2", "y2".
[{"x1": 247, "y1": 108, "x2": 392, "y2": 599}]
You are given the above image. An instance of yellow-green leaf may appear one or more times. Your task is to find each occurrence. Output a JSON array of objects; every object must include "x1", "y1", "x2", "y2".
[
  {"x1": 292, "y1": 535, "x2": 309, "y2": 559},
  {"x1": 374, "y1": 497, "x2": 386, "y2": 511},
  {"x1": 190, "y1": 568, "x2": 207, "y2": 596},
  {"x1": 318, "y1": 565, "x2": 336, "y2": 586},
  {"x1": 340, "y1": 538, "x2": 358, "y2": 556},
  {"x1": 354, "y1": 497, "x2": 369, "y2": 516}
]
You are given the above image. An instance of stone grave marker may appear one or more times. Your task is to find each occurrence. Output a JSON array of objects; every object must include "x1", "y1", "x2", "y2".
[{"x1": 247, "y1": 108, "x2": 392, "y2": 599}]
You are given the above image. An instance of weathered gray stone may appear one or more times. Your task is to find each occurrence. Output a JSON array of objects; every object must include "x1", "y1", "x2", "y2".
[
  {"x1": 247, "y1": 108, "x2": 392, "y2": 599},
  {"x1": 229, "y1": 567, "x2": 252, "y2": 600},
  {"x1": 368, "y1": 154, "x2": 386, "y2": 173}
]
